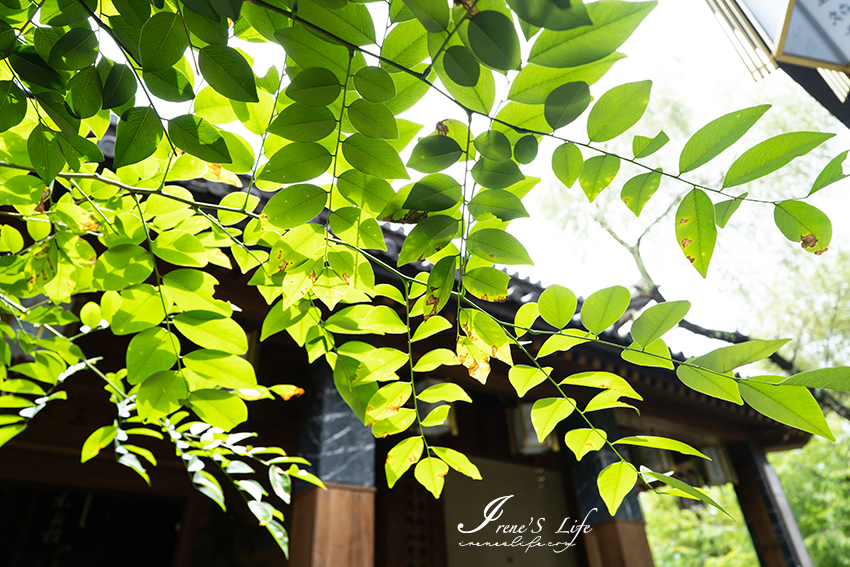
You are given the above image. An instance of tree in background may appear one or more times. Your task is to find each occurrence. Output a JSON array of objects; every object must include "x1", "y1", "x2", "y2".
[{"x1": 0, "y1": 0, "x2": 848, "y2": 556}]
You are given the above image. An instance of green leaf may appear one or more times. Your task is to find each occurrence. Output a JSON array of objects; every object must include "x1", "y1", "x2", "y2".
[
  {"x1": 27, "y1": 125, "x2": 65, "y2": 185},
  {"x1": 431, "y1": 447, "x2": 480, "y2": 480},
  {"x1": 0, "y1": 424, "x2": 27, "y2": 448},
  {"x1": 276, "y1": 23, "x2": 360, "y2": 82},
  {"x1": 552, "y1": 142, "x2": 583, "y2": 188},
  {"x1": 353, "y1": 66, "x2": 396, "y2": 102},
  {"x1": 110, "y1": 285, "x2": 168, "y2": 335},
  {"x1": 433, "y1": 54, "x2": 495, "y2": 114},
  {"x1": 102, "y1": 64, "x2": 137, "y2": 109},
  {"x1": 338, "y1": 170, "x2": 395, "y2": 215},
  {"x1": 723, "y1": 131, "x2": 835, "y2": 188},
  {"x1": 468, "y1": 189, "x2": 529, "y2": 221},
  {"x1": 597, "y1": 461, "x2": 637, "y2": 515},
  {"x1": 565, "y1": 428, "x2": 607, "y2": 461},
  {"x1": 173, "y1": 312, "x2": 248, "y2": 354},
  {"x1": 93, "y1": 243, "x2": 154, "y2": 290},
  {"x1": 415, "y1": 456, "x2": 449, "y2": 498},
  {"x1": 329, "y1": 207, "x2": 387, "y2": 250},
  {"x1": 366, "y1": 382, "x2": 412, "y2": 422},
  {"x1": 620, "y1": 170, "x2": 662, "y2": 217},
  {"x1": 126, "y1": 327, "x2": 179, "y2": 384},
  {"x1": 443, "y1": 45, "x2": 480, "y2": 87},
  {"x1": 342, "y1": 134, "x2": 410, "y2": 179},
  {"x1": 348, "y1": 99, "x2": 398, "y2": 140},
  {"x1": 398, "y1": 215, "x2": 458, "y2": 265},
  {"x1": 297, "y1": 0, "x2": 376, "y2": 46},
  {"x1": 10, "y1": 48, "x2": 65, "y2": 90},
  {"x1": 773, "y1": 200, "x2": 831, "y2": 255},
  {"x1": 114, "y1": 107, "x2": 164, "y2": 169},
  {"x1": 739, "y1": 381, "x2": 833, "y2": 440},
  {"x1": 81, "y1": 424, "x2": 117, "y2": 463},
  {"x1": 675, "y1": 188, "x2": 717, "y2": 277},
  {"x1": 471, "y1": 158, "x2": 525, "y2": 189},
  {"x1": 411, "y1": 316, "x2": 452, "y2": 342},
  {"x1": 424, "y1": 255, "x2": 457, "y2": 318},
  {"x1": 402, "y1": 0, "x2": 449, "y2": 32},
  {"x1": 587, "y1": 80, "x2": 651, "y2": 142},
  {"x1": 66, "y1": 66, "x2": 103, "y2": 119},
  {"x1": 638, "y1": 467, "x2": 731, "y2": 516},
  {"x1": 810, "y1": 150, "x2": 849, "y2": 195},
  {"x1": 144, "y1": 67, "x2": 194, "y2": 103},
  {"x1": 151, "y1": 230, "x2": 207, "y2": 267},
  {"x1": 615, "y1": 436, "x2": 709, "y2": 459},
  {"x1": 578, "y1": 154, "x2": 619, "y2": 202},
  {"x1": 621, "y1": 338, "x2": 672, "y2": 370},
  {"x1": 360, "y1": 305, "x2": 408, "y2": 334},
  {"x1": 530, "y1": 397, "x2": 575, "y2": 442},
  {"x1": 513, "y1": 135, "x2": 538, "y2": 165},
  {"x1": 386, "y1": 437, "x2": 423, "y2": 488},
  {"x1": 404, "y1": 174, "x2": 462, "y2": 211},
  {"x1": 679, "y1": 104, "x2": 770, "y2": 174},
  {"x1": 507, "y1": 0, "x2": 591, "y2": 30},
  {"x1": 631, "y1": 300, "x2": 690, "y2": 348},
  {"x1": 413, "y1": 348, "x2": 460, "y2": 372},
  {"x1": 581, "y1": 285, "x2": 630, "y2": 335},
  {"x1": 199, "y1": 45, "x2": 259, "y2": 103},
  {"x1": 780, "y1": 367, "x2": 850, "y2": 391},
  {"x1": 467, "y1": 11, "x2": 521, "y2": 71},
  {"x1": 509, "y1": 53, "x2": 626, "y2": 104},
  {"x1": 538, "y1": 284, "x2": 576, "y2": 329},
  {"x1": 286, "y1": 67, "x2": 341, "y2": 107},
  {"x1": 48, "y1": 27, "x2": 98, "y2": 70},
  {"x1": 184, "y1": 349, "x2": 257, "y2": 389},
  {"x1": 137, "y1": 370, "x2": 187, "y2": 421},
  {"x1": 544, "y1": 81, "x2": 591, "y2": 130},
  {"x1": 467, "y1": 229, "x2": 533, "y2": 265},
  {"x1": 528, "y1": 1, "x2": 656, "y2": 68},
  {"x1": 268, "y1": 104, "x2": 336, "y2": 142},
  {"x1": 417, "y1": 382, "x2": 471, "y2": 403},
  {"x1": 714, "y1": 192, "x2": 747, "y2": 229},
  {"x1": 381, "y1": 20, "x2": 429, "y2": 72},
  {"x1": 262, "y1": 184, "x2": 327, "y2": 229},
  {"x1": 474, "y1": 130, "x2": 512, "y2": 161},
  {"x1": 139, "y1": 12, "x2": 188, "y2": 72},
  {"x1": 0, "y1": 81, "x2": 27, "y2": 132},
  {"x1": 259, "y1": 143, "x2": 332, "y2": 183},
  {"x1": 189, "y1": 389, "x2": 248, "y2": 431},
  {"x1": 407, "y1": 136, "x2": 463, "y2": 173},
  {"x1": 632, "y1": 131, "x2": 669, "y2": 158},
  {"x1": 508, "y1": 365, "x2": 550, "y2": 397},
  {"x1": 421, "y1": 405, "x2": 450, "y2": 427},
  {"x1": 168, "y1": 115, "x2": 231, "y2": 163},
  {"x1": 676, "y1": 364, "x2": 742, "y2": 404}
]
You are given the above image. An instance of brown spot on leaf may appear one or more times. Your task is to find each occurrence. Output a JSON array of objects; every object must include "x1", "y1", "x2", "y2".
[
  {"x1": 208, "y1": 163, "x2": 222, "y2": 178},
  {"x1": 681, "y1": 238, "x2": 692, "y2": 248},
  {"x1": 623, "y1": 197, "x2": 630, "y2": 204},
  {"x1": 679, "y1": 218, "x2": 690, "y2": 224},
  {"x1": 308, "y1": 270, "x2": 318, "y2": 283},
  {"x1": 437, "y1": 471, "x2": 447, "y2": 478},
  {"x1": 436, "y1": 121, "x2": 449, "y2": 136},
  {"x1": 801, "y1": 234, "x2": 818, "y2": 249},
  {"x1": 815, "y1": 247, "x2": 828, "y2": 256},
  {"x1": 687, "y1": 255, "x2": 696, "y2": 264},
  {"x1": 481, "y1": 294, "x2": 488, "y2": 301}
]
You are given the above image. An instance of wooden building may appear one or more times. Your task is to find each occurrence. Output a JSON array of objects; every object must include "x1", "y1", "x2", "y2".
[{"x1": 0, "y1": 149, "x2": 816, "y2": 567}]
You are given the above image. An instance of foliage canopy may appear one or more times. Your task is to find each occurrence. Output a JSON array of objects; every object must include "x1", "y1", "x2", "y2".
[{"x1": 0, "y1": 0, "x2": 849, "y2": 556}]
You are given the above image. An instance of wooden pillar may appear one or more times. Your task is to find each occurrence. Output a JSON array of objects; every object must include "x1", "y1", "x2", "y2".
[
  {"x1": 293, "y1": 365, "x2": 376, "y2": 567},
  {"x1": 560, "y1": 413, "x2": 655, "y2": 567},
  {"x1": 290, "y1": 483, "x2": 375, "y2": 567},
  {"x1": 728, "y1": 438, "x2": 813, "y2": 567}
]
